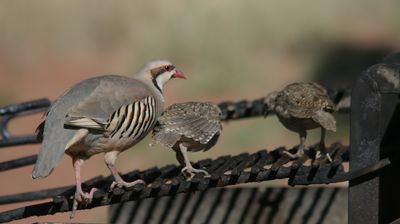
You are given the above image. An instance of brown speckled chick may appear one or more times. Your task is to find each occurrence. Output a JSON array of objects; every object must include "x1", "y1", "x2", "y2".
[
  {"x1": 264, "y1": 82, "x2": 336, "y2": 161},
  {"x1": 151, "y1": 102, "x2": 222, "y2": 179}
]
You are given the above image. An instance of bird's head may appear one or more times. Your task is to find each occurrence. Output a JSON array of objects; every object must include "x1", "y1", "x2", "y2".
[
  {"x1": 263, "y1": 91, "x2": 278, "y2": 118},
  {"x1": 135, "y1": 60, "x2": 186, "y2": 93}
]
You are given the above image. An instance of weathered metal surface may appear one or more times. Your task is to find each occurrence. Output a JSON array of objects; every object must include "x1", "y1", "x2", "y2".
[{"x1": 349, "y1": 52, "x2": 400, "y2": 224}]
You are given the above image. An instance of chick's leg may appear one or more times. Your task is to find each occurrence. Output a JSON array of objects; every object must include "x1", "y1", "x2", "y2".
[
  {"x1": 175, "y1": 150, "x2": 186, "y2": 167},
  {"x1": 317, "y1": 127, "x2": 333, "y2": 162},
  {"x1": 179, "y1": 143, "x2": 209, "y2": 179},
  {"x1": 283, "y1": 131, "x2": 306, "y2": 158},
  {"x1": 105, "y1": 151, "x2": 145, "y2": 190}
]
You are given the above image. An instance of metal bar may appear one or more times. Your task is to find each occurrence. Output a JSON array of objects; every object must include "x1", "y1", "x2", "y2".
[
  {"x1": 0, "y1": 175, "x2": 103, "y2": 205},
  {"x1": 0, "y1": 98, "x2": 51, "y2": 116},
  {"x1": 0, "y1": 186, "x2": 72, "y2": 205},
  {"x1": 0, "y1": 136, "x2": 39, "y2": 148},
  {"x1": 0, "y1": 98, "x2": 50, "y2": 148},
  {"x1": 0, "y1": 154, "x2": 37, "y2": 171},
  {"x1": 218, "y1": 88, "x2": 350, "y2": 121}
]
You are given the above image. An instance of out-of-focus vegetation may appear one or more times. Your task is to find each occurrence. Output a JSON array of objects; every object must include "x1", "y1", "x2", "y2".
[{"x1": 0, "y1": 1, "x2": 399, "y2": 222}]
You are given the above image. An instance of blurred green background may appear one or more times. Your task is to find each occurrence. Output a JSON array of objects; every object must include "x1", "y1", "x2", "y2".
[{"x1": 0, "y1": 1, "x2": 399, "y2": 223}]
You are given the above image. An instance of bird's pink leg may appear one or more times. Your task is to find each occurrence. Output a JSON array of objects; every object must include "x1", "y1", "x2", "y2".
[
  {"x1": 70, "y1": 158, "x2": 97, "y2": 219},
  {"x1": 107, "y1": 164, "x2": 145, "y2": 190},
  {"x1": 104, "y1": 151, "x2": 145, "y2": 190},
  {"x1": 73, "y1": 158, "x2": 97, "y2": 203}
]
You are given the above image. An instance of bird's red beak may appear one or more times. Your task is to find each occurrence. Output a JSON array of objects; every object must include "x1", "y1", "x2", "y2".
[{"x1": 173, "y1": 70, "x2": 186, "y2": 79}]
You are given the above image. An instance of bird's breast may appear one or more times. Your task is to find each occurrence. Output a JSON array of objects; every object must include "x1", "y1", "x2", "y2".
[{"x1": 277, "y1": 115, "x2": 320, "y2": 133}]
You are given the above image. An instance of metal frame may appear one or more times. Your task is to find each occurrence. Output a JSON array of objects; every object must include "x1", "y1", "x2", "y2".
[
  {"x1": 0, "y1": 98, "x2": 50, "y2": 147},
  {"x1": 349, "y1": 53, "x2": 400, "y2": 224}
]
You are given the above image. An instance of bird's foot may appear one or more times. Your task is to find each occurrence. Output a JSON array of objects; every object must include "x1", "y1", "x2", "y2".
[
  {"x1": 110, "y1": 179, "x2": 145, "y2": 190},
  {"x1": 327, "y1": 153, "x2": 333, "y2": 162},
  {"x1": 74, "y1": 188, "x2": 97, "y2": 204},
  {"x1": 316, "y1": 144, "x2": 333, "y2": 162},
  {"x1": 181, "y1": 166, "x2": 210, "y2": 180},
  {"x1": 315, "y1": 151, "x2": 333, "y2": 162},
  {"x1": 282, "y1": 150, "x2": 304, "y2": 159},
  {"x1": 71, "y1": 188, "x2": 97, "y2": 219}
]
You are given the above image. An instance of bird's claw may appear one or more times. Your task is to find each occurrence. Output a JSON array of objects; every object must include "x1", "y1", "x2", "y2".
[
  {"x1": 326, "y1": 153, "x2": 333, "y2": 162},
  {"x1": 315, "y1": 151, "x2": 322, "y2": 159},
  {"x1": 74, "y1": 188, "x2": 97, "y2": 204},
  {"x1": 109, "y1": 181, "x2": 122, "y2": 190},
  {"x1": 109, "y1": 179, "x2": 145, "y2": 191},
  {"x1": 316, "y1": 151, "x2": 333, "y2": 162},
  {"x1": 71, "y1": 188, "x2": 97, "y2": 219},
  {"x1": 181, "y1": 166, "x2": 209, "y2": 180},
  {"x1": 316, "y1": 144, "x2": 333, "y2": 162},
  {"x1": 282, "y1": 150, "x2": 304, "y2": 159}
]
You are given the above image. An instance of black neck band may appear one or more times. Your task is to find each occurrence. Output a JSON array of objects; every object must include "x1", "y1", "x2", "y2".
[{"x1": 152, "y1": 73, "x2": 163, "y2": 94}]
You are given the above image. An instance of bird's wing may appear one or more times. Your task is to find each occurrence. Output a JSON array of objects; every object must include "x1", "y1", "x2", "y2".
[
  {"x1": 32, "y1": 75, "x2": 156, "y2": 179},
  {"x1": 151, "y1": 127, "x2": 182, "y2": 148},
  {"x1": 66, "y1": 96, "x2": 157, "y2": 142},
  {"x1": 66, "y1": 77, "x2": 153, "y2": 122},
  {"x1": 157, "y1": 102, "x2": 222, "y2": 145},
  {"x1": 312, "y1": 110, "x2": 336, "y2": 131}
]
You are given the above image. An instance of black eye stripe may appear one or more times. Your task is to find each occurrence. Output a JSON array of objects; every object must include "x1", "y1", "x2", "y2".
[
  {"x1": 151, "y1": 65, "x2": 174, "y2": 94},
  {"x1": 165, "y1": 65, "x2": 175, "y2": 71},
  {"x1": 151, "y1": 64, "x2": 174, "y2": 76}
]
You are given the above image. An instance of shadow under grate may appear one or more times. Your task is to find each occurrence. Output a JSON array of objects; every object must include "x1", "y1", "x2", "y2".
[{"x1": 108, "y1": 187, "x2": 348, "y2": 224}]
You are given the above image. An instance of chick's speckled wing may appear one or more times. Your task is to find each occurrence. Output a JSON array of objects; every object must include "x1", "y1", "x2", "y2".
[
  {"x1": 153, "y1": 102, "x2": 222, "y2": 147},
  {"x1": 276, "y1": 82, "x2": 335, "y2": 119}
]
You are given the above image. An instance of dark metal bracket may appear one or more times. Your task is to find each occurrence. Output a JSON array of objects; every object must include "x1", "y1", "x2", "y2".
[
  {"x1": 349, "y1": 53, "x2": 400, "y2": 224},
  {"x1": 0, "y1": 98, "x2": 51, "y2": 148}
]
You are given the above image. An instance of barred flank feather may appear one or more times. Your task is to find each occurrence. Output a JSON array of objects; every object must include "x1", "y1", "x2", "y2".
[{"x1": 107, "y1": 96, "x2": 157, "y2": 140}]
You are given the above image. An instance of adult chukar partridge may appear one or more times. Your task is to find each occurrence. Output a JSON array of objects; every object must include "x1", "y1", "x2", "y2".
[
  {"x1": 151, "y1": 102, "x2": 222, "y2": 179},
  {"x1": 33, "y1": 60, "x2": 185, "y2": 205},
  {"x1": 264, "y1": 82, "x2": 336, "y2": 161}
]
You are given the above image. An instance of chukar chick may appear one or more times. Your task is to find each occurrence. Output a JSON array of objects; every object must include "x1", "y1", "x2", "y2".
[
  {"x1": 151, "y1": 102, "x2": 222, "y2": 179},
  {"x1": 264, "y1": 82, "x2": 336, "y2": 161},
  {"x1": 33, "y1": 60, "x2": 186, "y2": 209}
]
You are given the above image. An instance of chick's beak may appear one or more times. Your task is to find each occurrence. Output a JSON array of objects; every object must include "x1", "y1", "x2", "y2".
[{"x1": 173, "y1": 69, "x2": 186, "y2": 79}]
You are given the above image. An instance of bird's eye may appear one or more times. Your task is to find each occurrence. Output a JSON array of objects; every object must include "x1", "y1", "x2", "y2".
[{"x1": 164, "y1": 65, "x2": 174, "y2": 72}]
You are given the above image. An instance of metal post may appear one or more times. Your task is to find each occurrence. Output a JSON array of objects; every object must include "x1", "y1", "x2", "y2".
[{"x1": 349, "y1": 53, "x2": 400, "y2": 223}]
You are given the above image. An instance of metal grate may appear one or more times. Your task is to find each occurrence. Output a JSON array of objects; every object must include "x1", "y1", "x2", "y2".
[{"x1": 0, "y1": 141, "x2": 388, "y2": 222}]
